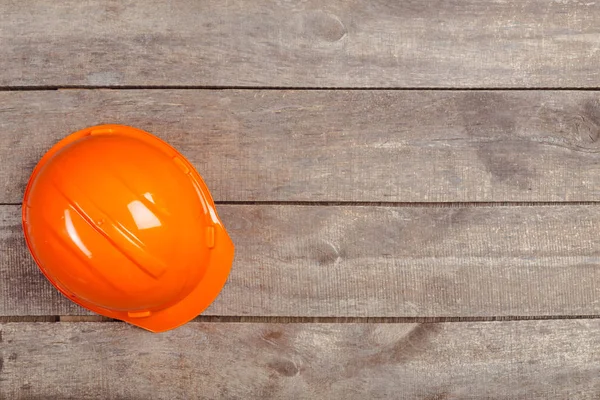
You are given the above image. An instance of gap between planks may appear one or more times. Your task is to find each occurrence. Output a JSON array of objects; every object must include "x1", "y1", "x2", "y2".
[
  {"x1": 4, "y1": 315, "x2": 600, "y2": 323},
  {"x1": 4, "y1": 201, "x2": 600, "y2": 208},
  {"x1": 6, "y1": 86, "x2": 600, "y2": 91}
]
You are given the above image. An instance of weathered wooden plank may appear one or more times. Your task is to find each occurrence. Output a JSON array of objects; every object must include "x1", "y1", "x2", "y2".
[
  {"x1": 4, "y1": 204, "x2": 600, "y2": 317},
  {"x1": 4, "y1": 90, "x2": 600, "y2": 203},
  {"x1": 1, "y1": 320, "x2": 600, "y2": 399},
  {"x1": 2, "y1": 1, "x2": 600, "y2": 88}
]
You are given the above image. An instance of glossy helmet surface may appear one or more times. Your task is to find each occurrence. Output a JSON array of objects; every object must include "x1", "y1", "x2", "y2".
[{"x1": 22, "y1": 125, "x2": 234, "y2": 332}]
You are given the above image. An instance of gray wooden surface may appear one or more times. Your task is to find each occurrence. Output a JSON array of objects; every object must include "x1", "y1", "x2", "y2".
[
  {"x1": 2, "y1": 1, "x2": 600, "y2": 398},
  {"x1": 2, "y1": 1, "x2": 600, "y2": 88},
  {"x1": 4, "y1": 203, "x2": 600, "y2": 317},
  {"x1": 2, "y1": 321, "x2": 600, "y2": 399},
  {"x1": 4, "y1": 90, "x2": 600, "y2": 203}
]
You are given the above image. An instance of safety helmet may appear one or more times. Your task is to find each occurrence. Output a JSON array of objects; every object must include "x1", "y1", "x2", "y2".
[{"x1": 22, "y1": 124, "x2": 234, "y2": 332}]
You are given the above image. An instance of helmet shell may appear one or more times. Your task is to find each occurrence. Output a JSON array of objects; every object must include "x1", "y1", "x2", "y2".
[{"x1": 22, "y1": 124, "x2": 234, "y2": 332}]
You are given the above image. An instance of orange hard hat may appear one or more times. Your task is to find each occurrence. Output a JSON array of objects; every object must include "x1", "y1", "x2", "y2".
[{"x1": 22, "y1": 124, "x2": 234, "y2": 332}]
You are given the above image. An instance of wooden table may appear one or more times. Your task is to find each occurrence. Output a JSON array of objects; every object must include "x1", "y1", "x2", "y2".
[{"x1": 2, "y1": 1, "x2": 600, "y2": 398}]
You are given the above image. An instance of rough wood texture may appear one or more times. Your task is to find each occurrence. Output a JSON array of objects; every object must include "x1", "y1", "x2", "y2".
[
  {"x1": 2, "y1": 1, "x2": 600, "y2": 88},
  {"x1": 1, "y1": 321, "x2": 600, "y2": 399},
  {"x1": 5, "y1": 90, "x2": 600, "y2": 203},
  {"x1": 4, "y1": 204, "x2": 600, "y2": 317},
  {"x1": 5, "y1": 1, "x2": 600, "y2": 397}
]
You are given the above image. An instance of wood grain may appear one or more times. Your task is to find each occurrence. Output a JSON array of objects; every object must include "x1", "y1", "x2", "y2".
[
  {"x1": 4, "y1": 90, "x2": 600, "y2": 203},
  {"x1": 2, "y1": 1, "x2": 600, "y2": 88},
  {"x1": 1, "y1": 320, "x2": 600, "y2": 399},
  {"x1": 4, "y1": 204, "x2": 600, "y2": 317}
]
